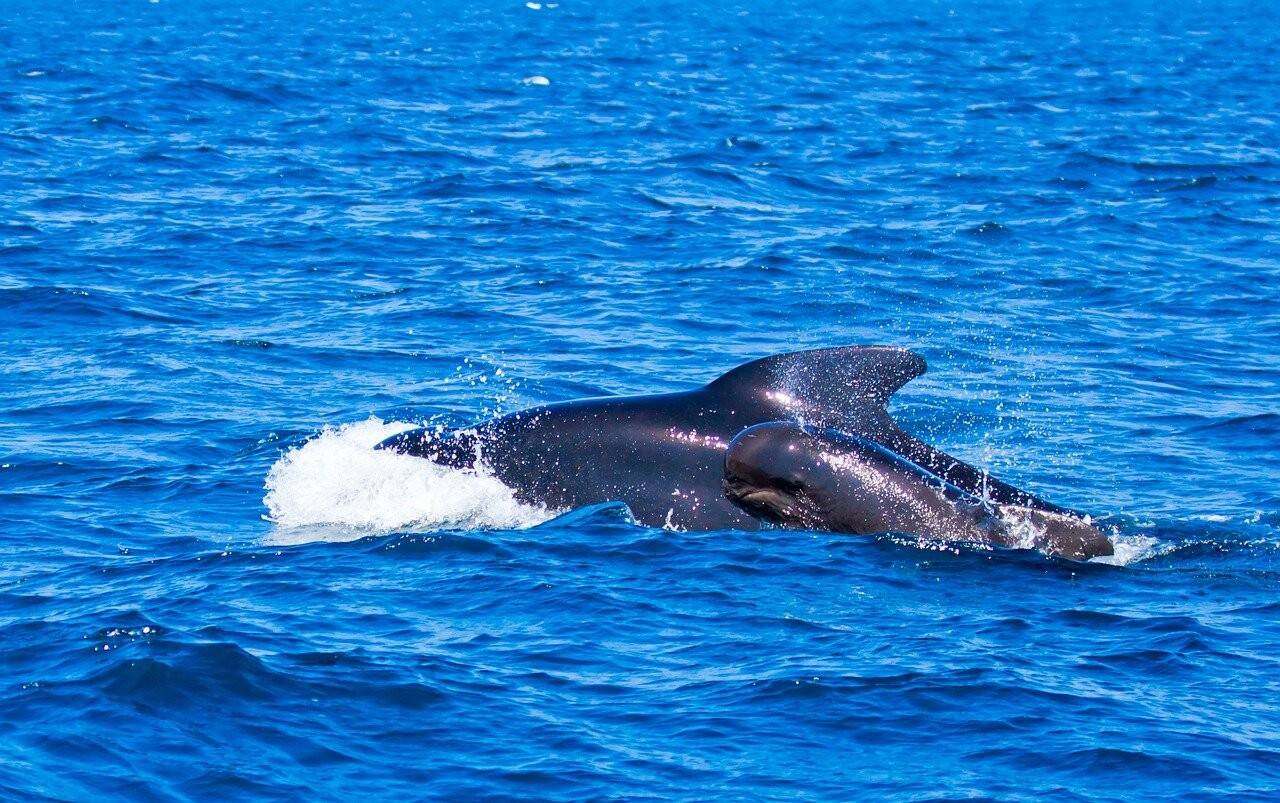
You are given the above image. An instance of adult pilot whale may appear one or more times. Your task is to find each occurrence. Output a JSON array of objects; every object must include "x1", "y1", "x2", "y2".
[{"x1": 377, "y1": 345, "x2": 1107, "y2": 552}]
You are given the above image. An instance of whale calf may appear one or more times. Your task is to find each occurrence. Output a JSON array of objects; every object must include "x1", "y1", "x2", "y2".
[
  {"x1": 377, "y1": 345, "x2": 1109, "y2": 557},
  {"x1": 724, "y1": 422, "x2": 1112, "y2": 560}
]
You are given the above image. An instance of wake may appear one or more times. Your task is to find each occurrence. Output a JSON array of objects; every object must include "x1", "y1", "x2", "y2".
[{"x1": 262, "y1": 417, "x2": 553, "y2": 545}]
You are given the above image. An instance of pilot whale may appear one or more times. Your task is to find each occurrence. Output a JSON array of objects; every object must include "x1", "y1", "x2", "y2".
[
  {"x1": 378, "y1": 345, "x2": 1109, "y2": 556},
  {"x1": 724, "y1": 422, "x2": 1112, "y2": 560}
]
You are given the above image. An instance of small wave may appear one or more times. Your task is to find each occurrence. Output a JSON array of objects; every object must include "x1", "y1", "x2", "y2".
[
  {"x1": 965, "y1": 221, "x2": 1011, "y2": 237},
  {"x1": 1187, "y1": 412, "x2": 1280, "y2": 437},
  {"x1": 262, "y1": 418, "x2": 553, "y2": 544}
]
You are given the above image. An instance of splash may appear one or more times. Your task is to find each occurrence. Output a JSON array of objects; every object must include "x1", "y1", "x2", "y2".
[
  {"x1": 262, "y1": 417, "x2": 553, "y2": 544},
  {"x1": 991, "y1": 507, "x2": 1164, "y2": 566},
  {"x1": 1091, "y1": 532, "x2": 1166, "y2": 566}
]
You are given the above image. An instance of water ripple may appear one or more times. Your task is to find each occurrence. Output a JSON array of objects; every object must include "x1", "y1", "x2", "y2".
[{"x1": 3, "y1": 0, "x2": 1280, "y2": 798}]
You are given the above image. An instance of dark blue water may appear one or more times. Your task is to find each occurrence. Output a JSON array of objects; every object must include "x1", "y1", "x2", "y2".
[{"x1": 4, "y1": 0, "x2": 1280, "y2": 798}]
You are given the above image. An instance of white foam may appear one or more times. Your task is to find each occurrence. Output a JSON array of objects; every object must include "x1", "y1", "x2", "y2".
[
  {"x1": 1193, "y1": 513, "x2": 1231, "y2": 523},
  {"x1": 992, "y1": 508, "x2": 1163, "y2": 566},
  {"x1": 262, "y1": 417, "x2": 553, "y2": 545},
  {"x1": 1090, "y1": 532, "x2": 1166, "y2": 566}
]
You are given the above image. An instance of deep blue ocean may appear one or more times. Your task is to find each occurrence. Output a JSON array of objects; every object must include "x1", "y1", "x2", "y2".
[{"x1": 4, "y1": 0, "x2": 1280, "y2": 798}]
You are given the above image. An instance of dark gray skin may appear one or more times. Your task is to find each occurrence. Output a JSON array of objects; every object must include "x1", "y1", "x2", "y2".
[
  {"x1": 724, "y1": 422, "x2": 1114, "y2": 560},
  {"x1": 378, "y1": 346, "x2": 1090, "y2": 538}
]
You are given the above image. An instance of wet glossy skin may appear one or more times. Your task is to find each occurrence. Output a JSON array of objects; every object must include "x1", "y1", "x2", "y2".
[
  {"x1": 383, "y1": 390, "x2": 758, "y2": 530},
  {"x1": 377, "y1": 346, "x2": 915, "y2": 529},
  {"x1": 379, "y1": 345, "x2": 1086, "y2": 535},
  {"x1": 724, "y1": 422, "x2": 1114, "y2": 560}
]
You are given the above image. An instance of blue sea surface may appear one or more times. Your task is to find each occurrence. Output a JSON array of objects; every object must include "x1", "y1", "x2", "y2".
[{"x1": 4, "y1": 0, "x2": 1280, "y2": 798}]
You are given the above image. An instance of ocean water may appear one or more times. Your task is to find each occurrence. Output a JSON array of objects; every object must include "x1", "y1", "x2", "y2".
[{"x1": 3, "y1": 0, "x2": 1280, "y2": 798}]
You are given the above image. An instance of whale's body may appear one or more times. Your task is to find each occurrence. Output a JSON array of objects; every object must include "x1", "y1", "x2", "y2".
[
  {"x1": 378, "y1": 346, "x2": 1105, "y2": 554},
  {"x1": 724, "y1": 422, "x2": 1112, "y2": 559}
]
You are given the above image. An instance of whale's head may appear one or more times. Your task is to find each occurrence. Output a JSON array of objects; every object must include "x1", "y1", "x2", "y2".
[
  {"x1": 722, "y1": 422, "x2": 834, "y2": 529},
  {"x1": 724, "y1": 421, "x2": 1116, "y2": 560}
]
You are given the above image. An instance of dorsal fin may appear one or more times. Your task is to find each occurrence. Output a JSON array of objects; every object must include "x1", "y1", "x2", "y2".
[{"x1": 706, "y1": 346, "x2": 926, "y2": 430}]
